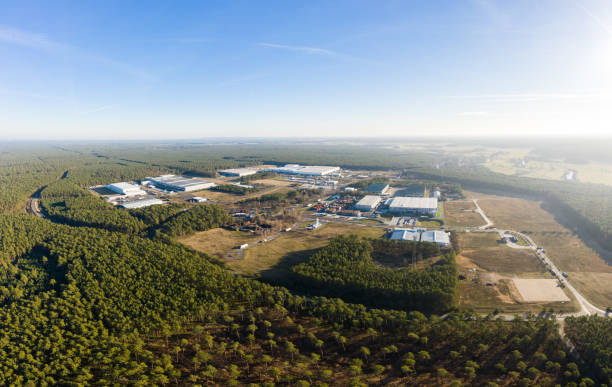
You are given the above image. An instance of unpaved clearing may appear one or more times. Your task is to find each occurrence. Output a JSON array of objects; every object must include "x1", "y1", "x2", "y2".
[{"x1": 513, "y1": 279, "x2": 570, "y2": 302}]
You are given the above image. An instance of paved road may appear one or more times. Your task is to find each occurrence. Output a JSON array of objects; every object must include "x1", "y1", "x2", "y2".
[
  {"x1": 27, "y1": 198, "x2": 45, "y2": 218},
  {"x1": 472, "y1": 199, "x2": 494, "y2": 229}
]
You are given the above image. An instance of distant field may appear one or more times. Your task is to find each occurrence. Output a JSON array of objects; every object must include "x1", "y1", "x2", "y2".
[
  {"x1": 475, "y1": 194, "x2": 612, "y2": 308},
  {"x1": 484, "y1": 153, "x2": 612, "y2": 186},
  {"x1": 229, "y1": 223, "x2": 385, "y2": 278},
  {"x1": 444, "y1": 200, "x2": 484, "y2": 227}
]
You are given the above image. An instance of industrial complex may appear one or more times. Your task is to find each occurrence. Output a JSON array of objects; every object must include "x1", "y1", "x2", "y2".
[
  {"x1": 148, "y1": 175, "x2": 216, "y2": 192},
  {"x1": 265, "y1": 164, "x2": 341, "y2": 176},
  {"x1": 386, "y1": 197, "x2": 438, "y2": 216},
  {"x1": 389, "y1": 228, "x2": 450, "y2": 247}
]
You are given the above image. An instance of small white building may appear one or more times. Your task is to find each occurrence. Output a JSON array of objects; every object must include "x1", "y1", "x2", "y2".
[
  {"x1": 354, "y1": 195, "x2": 382, "y2": 211},
  {"x1": 106, "y1": 182, "x2": 146, "y2": 196},
  {"x1": 188, "y1": 196, "x2": 207, "y2": 203},
  {"x1": 120, "y1": 198, "x2": 163, "y2": 209}
]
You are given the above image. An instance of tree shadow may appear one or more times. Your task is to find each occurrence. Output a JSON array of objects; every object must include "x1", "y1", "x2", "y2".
[{"x1": 258, "y1": 247, "x2": 322, "y2": 287}]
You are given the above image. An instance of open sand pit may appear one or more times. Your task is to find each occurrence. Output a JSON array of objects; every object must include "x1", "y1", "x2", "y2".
[{"x1": 512, "y1": 279, "x2": 570, "y2": 302}]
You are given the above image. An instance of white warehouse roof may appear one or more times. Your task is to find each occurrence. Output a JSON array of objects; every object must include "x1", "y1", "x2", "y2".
[
  {"x1": 106, "y1": 182, "x2": 146, "y2": 196},
  {"x1": 218, "y1": 168, "x2": 259, "y2": 177},
  {"x1": 265, "y1": 164, "x2": 340, "y2": 176},
  {"x1": 390, "y1": 229, "x2": 450, "y2": 246},
  {"x1": 388, "y1": 197, "x2": 438, "y2": 210},
  {"x1": 150, "y1": 175, "x2": 216, "y2": 192},
  {"x1": 389, "y1": 229, "x2": 420, "y2": 242},
  {"x1": 355, "y1": 195, "x2": 381, "y2": 210},
  {"x1": 120, "y1": 198, "x2": 163, "y2": 209}
]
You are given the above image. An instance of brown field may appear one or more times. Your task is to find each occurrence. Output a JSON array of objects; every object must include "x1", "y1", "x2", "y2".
[
  {"x1": 474, "y1": 194, "x2": 612, "y2": 308},
  {"x1": 457, "y1": 232, "x2": 545, "y2": 274},
  {"x1": 512, "y1": 279, "x2": 570, "y2": 302},
  {"x1": 229, "y1": 223, "x2": 386, "y2": 278},
  {"x1": 565, "y1": 272, "x2": 612, "y2": 309},
  {"x1": 181, "y1": 185, "x2": 293, "y2": 206},
  {"x1": 444, "y1": 200, "x2": 485, "y2": 227},
  {"x1": 455, "y1": 231, "x2": 578, "y2": 312},
  {"x1": 457, "y1": 276, "x2": 578, "y2": 313},
  {"x1": 178, "y1": 228, "x2": 261, "y2": 260},
  {"x1": 251, "y1": 178, "x2": 296, "y2": 187}
]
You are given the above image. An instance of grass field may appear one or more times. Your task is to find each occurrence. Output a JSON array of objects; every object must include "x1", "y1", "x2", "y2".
[
  {"x1": 444, "y1": 200, "x2": 484, "y2": 227},
  {"x1": 474, "y1": 194, "x2": 612, "y2": 308},
  {"x1": 455, "y1": 231, "x2": 579, "y2": 312},
  {"x1": 457, "y1": 232, "x2": 545, "y2": 274},
  {"x1": 229, "y1": 223, "x2": 386, "y2": 278},
  {"x1": 178, "y1": 228, "x2": 261, "y2": 260},
  {"x1": 457, "y1": 277, "x2": 579, "y2": 313}
]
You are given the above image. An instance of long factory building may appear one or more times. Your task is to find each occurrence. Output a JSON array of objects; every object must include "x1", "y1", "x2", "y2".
[
  {"x1": 265, "y1": 164, "x2": 340, "y2": 176},
  {"x1": 149, "y1": 175, "x2": 216, "y2": 192},
  {"x1": 106, "y1": 182, "x2": 146, "y2": 196},
  {"x1": 120, "y1": 198, "x2": 163, "y2": 209},
  {"x1": 386, "y1": 197, "x2": 438, "y2": 216},
  {"x1": 218, "y1": 167, "x2": 260, "y2": 177}
]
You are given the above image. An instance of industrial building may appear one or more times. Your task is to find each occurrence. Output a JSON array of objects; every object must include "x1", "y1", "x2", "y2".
[
  {"x1": 365, "y1": 183, "x2": 390, "y2": 195},
  {"x1": 265, "y1": 164, "x2": 340, "y2": 176},
  {"x1": 354, "y1": 195, "x2": 382, "y2": 211},
  {"x1": 389, "y1": 229, "x2": 451, "y2": 247},
  {"x1": 387, "y1": 197, "x2": 438, "y2": 216},
  {"x1": 106, "y1": 182, "x2": 146, "y2": 196},
  {"x1": 218, "y1": 167, "x2": 259, "y2": 177},
  {"x1": 120, "y1": 198, "x2": 163, "y2": 209},
  {"x1": 149, "y1": 174, "x2": 216, "y2": 192}
]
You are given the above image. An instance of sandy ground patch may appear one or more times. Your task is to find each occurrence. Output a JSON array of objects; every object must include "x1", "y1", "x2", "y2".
[{"x1": 512, "y1": 279, "x2": 569, "y2": 302}]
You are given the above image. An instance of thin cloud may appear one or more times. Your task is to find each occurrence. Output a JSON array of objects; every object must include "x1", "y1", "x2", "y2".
[
  {"x1": 0, "y1": 26, "x2": 70, "y2": 52},
  {"x1": 472, "y1": 0, "x2": 511, "y2": 27},
  {"x1": 575, "y1": 2, "x2": 612, "y2": 36},
  {"x1": 459, "y1": 111, "x2": 488, "y2": 116},
  {"x1": 0, "y1": 25, "x2": 156, "y2": 81},
  {"x1": 441, "y1": 93, "x2": 607, "y2": 102},
  {"x1": 258, "y1": 42, "x2": 339, "y2": 57},
  {"x1": 79, "y1": 105, "x2": 114, "y2": 115}
]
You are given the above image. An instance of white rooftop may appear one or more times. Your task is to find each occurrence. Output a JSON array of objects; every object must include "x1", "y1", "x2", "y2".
[
  {"x1": 355, "y1": 195, "x2": 381, "y2": 207},
  {"x1": 266, "y1": 164, "x2": 340, "y2": 176},
  {"x1": 390, "y1": 229, "x2": 450, "y2": 245},
  {"x1": 120, "y1": 198, "x2": 163, "y2": 209},
  {"x1": 108, "y1": 182, "x2": 141, "y2": 191},
  {"x1": 388, "y1": 197, "x2": 438, "y2": 209}
]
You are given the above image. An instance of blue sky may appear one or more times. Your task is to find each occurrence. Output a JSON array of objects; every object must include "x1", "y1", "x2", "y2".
[{"x1": 0, "y1": 0, "x2": 611, "y2": 139}]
